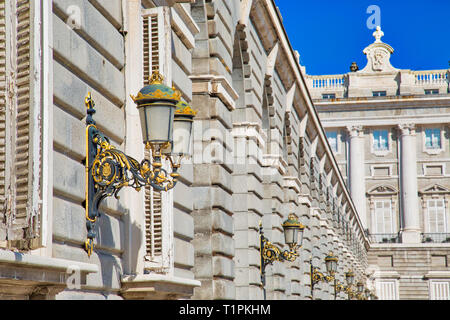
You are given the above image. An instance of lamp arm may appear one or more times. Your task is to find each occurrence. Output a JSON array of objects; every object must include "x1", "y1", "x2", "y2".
[
  {"x1": 311, "y1": 268, "x2": 324, "y2": 285},
  {"x1": 260, "y1": 234, "x2": 299, "y2": 274}
]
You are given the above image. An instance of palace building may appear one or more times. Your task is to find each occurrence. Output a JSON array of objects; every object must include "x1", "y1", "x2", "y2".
[
  {"x1": 306, "y1": 26, "x2": 450, "y2": 300},
  {"x1": 0, "y1": 0, "x2": 447, "y2": 300}
]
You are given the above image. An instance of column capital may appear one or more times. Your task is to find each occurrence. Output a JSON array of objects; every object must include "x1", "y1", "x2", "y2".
[
  {"x1": 346, "y1": 125, "x2": 364, "y2": 137},
  {"x1": 397, "y1": 123, "x2": 416, "y2": 136}
]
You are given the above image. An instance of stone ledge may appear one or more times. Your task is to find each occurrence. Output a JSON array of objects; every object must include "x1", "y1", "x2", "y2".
[
  {"x1": 121, "y1": 274, "x2": 201, "y2": 300},
  {"x1": 423, "y1": 271, "x2": 450, "y2": 279},
  {"x1": 0, "y1": 250, "x2": 99, "y2": 273},
  {"x1": 0, "y1": 250, "x2": 99, "y2": 299}
]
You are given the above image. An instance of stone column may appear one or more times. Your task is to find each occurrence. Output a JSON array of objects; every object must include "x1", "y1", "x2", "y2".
[
  {"x1": 346, "y1": 126, "x2": 367, "y2": 229},
  {"x1": 398, "y1": 124, "x2": 421, "y2": 243}
]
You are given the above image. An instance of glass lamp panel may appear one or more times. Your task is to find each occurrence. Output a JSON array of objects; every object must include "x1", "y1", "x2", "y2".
[
  {"x1": 332, "y1": 260, "x2": 338, "y2": 273},
  {"x1": 327, "y1": 260, "x2": 336, "y2": 273},
  {"x1": 325, "y1": 260, "x2": 331, "y2": 273},
  {"x1": 284, "y1": 227, "x2": 295, "y2": 246},
  {"x1": 346, "y1": 273, "x2": 355, "y2": 285},
  {"x1": 298, "y1": 228, "x2": 304, "y2": 247},
  {"x1": 172, "y1": 117, "x2": 193, "y2": 156},
  {"x1": 357, "y1": 283, "x2": 364, "y2": 293},
  {"x1": 139, "y1": 104, "x2": 174, "y2": 144}
]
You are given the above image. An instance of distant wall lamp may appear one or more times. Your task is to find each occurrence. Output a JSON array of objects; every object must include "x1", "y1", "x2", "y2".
[
  {"x1": 310, "y1": 252, "x2": 338, "y2": 299},
  {"x1": 344, "y1": 270, "x2": 356, "y2": 299},
  {"x1": 84, "y1": 71, "x2": 196, "y2": 256},
  {"x1": 259, "y1": 214, "x2": 305, "y2": 300}
]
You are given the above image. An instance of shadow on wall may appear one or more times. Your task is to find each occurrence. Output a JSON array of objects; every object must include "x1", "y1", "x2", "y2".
[{"x1": 94, "y1": 200, "x2": 142, "y2": 296}]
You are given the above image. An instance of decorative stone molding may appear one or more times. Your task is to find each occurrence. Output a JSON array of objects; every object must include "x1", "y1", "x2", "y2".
[
  {"x1": 0, "y1": 250, "x2": 98, "y2": 299},
  {"x1": 367, "y1": 184, "x2": 398, "y2": 196},
  {"x1": 397, "y1": 123, "x2": 416, "y2": 136},
  {"x1": 121, "y1": 274, "x2": 201, "y2": 300},
  {"x1": 419, "y1": 184, "x2": 450, "y2": 196},
  {"x1": 190, "y1": 75, "x2": 239, "y2": 111},
  {"x1": 360, "y1": 27, "x2": 397, "y2": 73},
  {"x1": 346, "y1": 125, "x2": 364, "y2": 138}
]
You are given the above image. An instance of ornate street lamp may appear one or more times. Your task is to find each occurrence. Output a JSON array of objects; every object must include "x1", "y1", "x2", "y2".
[
  {"x1": 346, "y1": 269, "x2": 355, "y2": 286},
  {"x1": 259, "y1": 214, "x2": 305, "y2": 300},
  {"x1": 364, "y1": 288, "x2": 371, "y2": 300},
  {"x1": 344, "y1": 270, "x2": 356, "y2": 300},
  {"x1": 84, "y1": 71, "x2": 195, "y2": 256},
  {"x1": 325, "y1": 252, "x2": 338, "y2": 274},
  {"x1": 310, "y1": 252, "x2": 338, "y2": 299},
  {"x1": 356, "y1": 281, "x2": 365, "y2": 300}
]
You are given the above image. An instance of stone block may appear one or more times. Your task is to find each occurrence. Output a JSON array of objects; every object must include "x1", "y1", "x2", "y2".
[
  {"x1": 213, "y1": 256, "x2": 235, "y2": 279},
  {"x1": 173, "y1": 207, "x2": 194, "y2": 240},
  {"x1": 53, "y1": 61, "x2": 125, "y2": 143},
  {"x1": 208, "y1": 15, "x2": 232, "y2": 54},
  {"x1": 89, "y1": 0, "x2": 123, "y2": 29},
  {"x1": 209, "y1": 37, "x2": 232, "y2": 72},
  {"x1": 212, "y1": 233, "x2": 234, "y2": 257},
  {"x1": 174, "y1": 237, "x2": 195, "y2": 268},
  {"x1": 213, "y1": 279, "x2": 235, "y2": 300},
  {"x1": 53, "y1": 14, "x2": 125, "y2": 106},
  {"x1": 53, "y1": 0, "x2": 124, "y2": 68},
  {"x1": 212, "y1": 208, "x2": 234, "y2": 235},
  {"x1": 172, "y1": 59, "x2": 192, "y2": 102},
  {"x1": 53, "y1": 151, "x2": 85, "y2": 202},
  {"x1": 173, "y1": 179, "x2": 193, "y2": 213},
  {"x1": 53, "y1": 106, "x2": 85, "y2": 160},
  {"x1": 172, "y1": 30, "x2": 192, "y2": 74}
]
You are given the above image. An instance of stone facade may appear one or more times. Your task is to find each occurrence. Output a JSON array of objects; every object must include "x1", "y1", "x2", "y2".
[
  {"x1": 307, "y1": 27, "x2": 450, "y2": 300},
  {"x1": 0, "y1": 0, "x2": 369, "y2": 300}
]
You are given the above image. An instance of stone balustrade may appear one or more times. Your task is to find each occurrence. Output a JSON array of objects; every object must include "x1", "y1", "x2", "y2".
[
  {"x1": 309, "y1": 74, "x2": 347, "y2": 89},
  {"x1": 412, "y1": 70, "x2": 448, "y2": 85},
  {"x1": 306, "y1": 69, "x2": 450, "y2": 100}
]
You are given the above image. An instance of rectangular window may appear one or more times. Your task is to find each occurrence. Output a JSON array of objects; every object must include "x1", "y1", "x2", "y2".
[
  {"x1": 425, "y1": 129, "x2": 441, "y2": 149},
  {"x1": 374, "y1": 200, "x2": 395, "y2": 234},
  {"x1": 322, "y1": 93, "x2": 336, "y2": 99},
  {"x1": 430, "y1": 281, "x2": 450, "y2": 300},
  {"x1": 373, "y1": 130, "x2": 389, "y2": 151},
  {"x1": 373, "y1": 91, "x2": 387, "y2": 97},
  {"x1": 377, "y1": 280, "x2": 398, "y2": 300},
  {"x1": 326, "y1": 131, "x2": 338, "y2": 152},
  {"x1": 425, "y1": 89, "x2": 439, "y2": 95},
  {"x1": 427, "y1": 199, "x2": 447, "y2": 233}
]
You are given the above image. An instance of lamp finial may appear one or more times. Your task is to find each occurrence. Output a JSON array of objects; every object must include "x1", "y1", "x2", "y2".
[{"x1": 149, "y1": 71, "x2": 164, "y2": 84}]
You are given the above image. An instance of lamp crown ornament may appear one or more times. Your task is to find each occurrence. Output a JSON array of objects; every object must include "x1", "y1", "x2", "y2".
[
  {"x1": 149, "y1": 70, "x2": 164, "y2": 84},
  {"x1": 130, "y1": 71, "x2": 181, "y2": 103}
]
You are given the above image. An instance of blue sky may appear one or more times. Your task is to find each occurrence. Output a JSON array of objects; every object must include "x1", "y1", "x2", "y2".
[{"x1": 276, "y1": 0, "x2": 450, "y2": 75}]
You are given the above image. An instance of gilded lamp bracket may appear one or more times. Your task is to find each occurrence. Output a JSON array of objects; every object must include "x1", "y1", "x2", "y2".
[
  {"x1": 311, "y1": 267, "x2": 335, "y2": 287},
  {"x1": 84, "y1": 93, "x2": 179, "y2": 257}
]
